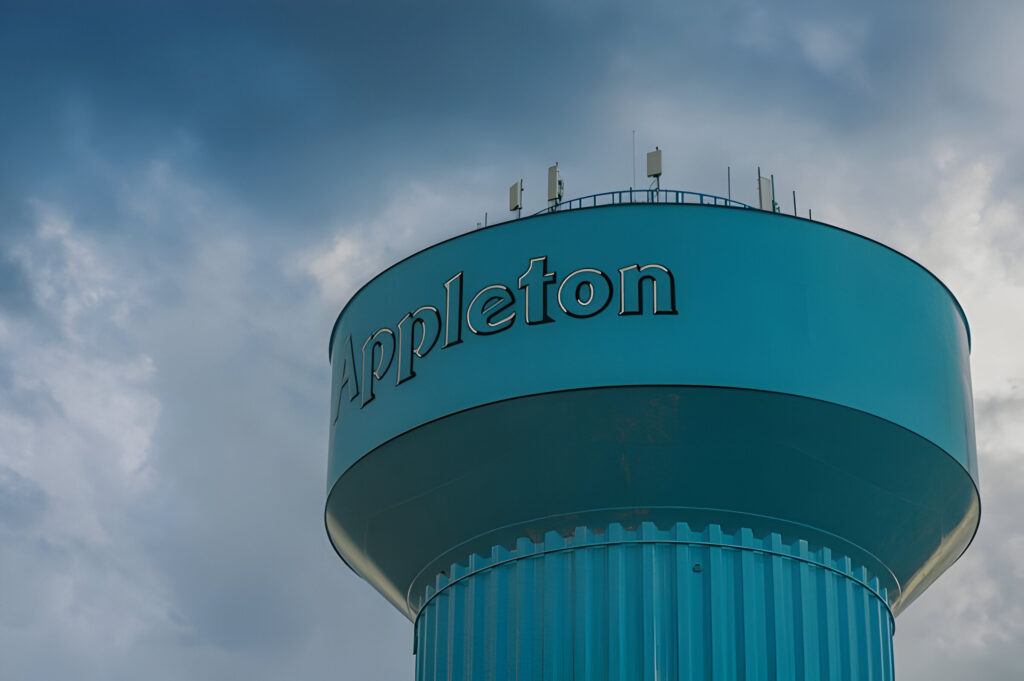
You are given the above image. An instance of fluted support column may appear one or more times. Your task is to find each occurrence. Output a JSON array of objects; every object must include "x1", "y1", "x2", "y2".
[{"x1": 414, "y1": 522, "x2": 894, "y2": 681}]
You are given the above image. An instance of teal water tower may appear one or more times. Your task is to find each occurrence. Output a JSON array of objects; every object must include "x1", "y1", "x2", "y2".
[{"x1": 324, "y1": 186, "x2": 978, "y2": 680}]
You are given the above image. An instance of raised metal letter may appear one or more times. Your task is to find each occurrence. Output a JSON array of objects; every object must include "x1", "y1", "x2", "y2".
[
  {"x1": 331, "y1": 334, "x2": 360, "y2": 424},
  {"x1": 618, "y1": 264, "x2": 678, "y2": 315},
  {"x1": 466, "y1": 284, "x2": 516, "y2": 335},
  {"x1": 443, "y1": 272, "x2": 463, "y2": 348},
  {"x1": 517, "y1": 256, "x2": 556, "y2": 324},
  {"x1": 557, "y1": 268, "x2": 613, "y2": 318},
  {"x1": 361, "y1": 328, "x2": 395, "y2": 407},
  {"x1": 396, "y1": 306, "x2": 442, "y2": 385}
]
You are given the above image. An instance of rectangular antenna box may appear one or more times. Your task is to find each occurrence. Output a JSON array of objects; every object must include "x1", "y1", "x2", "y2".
[
  {"x1": 509, "y1": 180, "x2": 522, "y2": 211},
  {"x1": 547, "y1": 165, "x2": 562, "y2": 202},
  {"x1": 758, "y1": 176, "x2": 773, "y2": 211},
  {"x1": 646, "y1": 149, "x2": 662, "y2": 178}
]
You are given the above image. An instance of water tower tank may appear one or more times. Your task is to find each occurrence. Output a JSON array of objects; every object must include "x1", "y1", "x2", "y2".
[{"x1": 325, "y1": 195, "x2": 978, "y2": 680}]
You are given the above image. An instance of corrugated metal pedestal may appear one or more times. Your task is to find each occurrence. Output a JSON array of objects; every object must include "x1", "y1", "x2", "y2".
[{"x1": 415, "y1": 523, "x2": 894, "y2": 681}]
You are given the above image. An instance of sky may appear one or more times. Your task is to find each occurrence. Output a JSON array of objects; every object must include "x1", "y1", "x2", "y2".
[{"x1": 1, "y1": 1, "x2": 1022, "y2": 679}]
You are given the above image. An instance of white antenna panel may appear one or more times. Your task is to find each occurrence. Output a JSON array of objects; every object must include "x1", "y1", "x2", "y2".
[
  {"x1": 547, "y1": 164, "x2": 563, "y2": 202},
  {"x1": 509, "y1": 179, "x2": 523, "y2": 211},
  {"x1": 646, "y1": 148, "x2": 662, "y2": 178},
  {"x1": 758, "y1": 175, "x2": 773, "y2": 211}
]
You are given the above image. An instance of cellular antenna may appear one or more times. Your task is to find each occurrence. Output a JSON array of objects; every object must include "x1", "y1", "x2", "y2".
[
  {"x1": 547, "y1": 163, "x2": 563, "y2": 212},
  {"x1": 757, "y1": 167, "x2": 777, "y2": 212},
  {"x1": 509, "y1": 179, "x2": 523, "y2": 219},
  {"x1": 646, "y1": 147, "x2": 662, "y2": 193}
]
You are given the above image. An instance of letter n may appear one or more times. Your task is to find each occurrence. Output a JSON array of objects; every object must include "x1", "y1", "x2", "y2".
[{"x1": 618, "y1": 264, "x2": 678, "y2": 315}]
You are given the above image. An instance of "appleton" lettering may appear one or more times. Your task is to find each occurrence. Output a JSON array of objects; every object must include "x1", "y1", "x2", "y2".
[{"x1": 333, "y1": 256, "x2": 676, "y2": 420}]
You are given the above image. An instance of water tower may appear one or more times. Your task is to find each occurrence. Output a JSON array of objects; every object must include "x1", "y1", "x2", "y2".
[{"x1": 324, "y1": 183, "x2": 978, "y2": 680}]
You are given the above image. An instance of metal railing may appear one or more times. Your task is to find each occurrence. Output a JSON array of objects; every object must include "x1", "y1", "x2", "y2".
[{"x1": 532, "y1": 188, "x2": 753, "y2": 216}]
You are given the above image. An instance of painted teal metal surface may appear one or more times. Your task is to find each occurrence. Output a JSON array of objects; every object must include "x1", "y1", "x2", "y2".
[
  {"x1": 328, "y1": 385, "x2": 975, "y2": 618},
  {"x1": 323, "y1": 202, "x2": 978, "y2": 679},
  {"x1": 416, "y1": 522, "x2": 894, "y2": 681},
  {"x1": 328, "y1": 204, "x2": 974, "y2": 486}
]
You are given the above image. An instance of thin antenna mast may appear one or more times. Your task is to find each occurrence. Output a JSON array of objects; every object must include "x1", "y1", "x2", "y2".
[
  {"x1": 727, "y1": 166, "x2": 731, "y2": 202},
  {"x1": 632, "y1": 130, "x2": 636, "y2": 188}
]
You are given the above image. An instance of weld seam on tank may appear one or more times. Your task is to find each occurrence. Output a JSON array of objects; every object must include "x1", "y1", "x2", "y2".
[
  {"x1": 416, "y1": 524, "x2": 894, "y2": 629},
  {"x1": 414, "y1": 522, "x2": 895, "y2": 681},
  {"x1": 419, "y1": 538, "x2": 893, "y2": 626}
]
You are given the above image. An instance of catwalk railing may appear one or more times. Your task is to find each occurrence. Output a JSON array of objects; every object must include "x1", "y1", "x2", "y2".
[{"x1": 532, "y1": 188, "x2": 753, "y2": 216}]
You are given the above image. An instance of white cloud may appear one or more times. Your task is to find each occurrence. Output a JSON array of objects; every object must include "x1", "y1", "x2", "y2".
[
  {"x1": 300, "y1": 178, "x2": 498, "y2": 312},
  {"x1": 0, "y1": 202, "x2": 168, "y2": 663},
  {"x1": 886, "y1": 150, "x2": 1024, "y2": 400},
  {"x1": 13, "y1": 202, "x2": 120, "y2": 338},
  {"x1": 735, "y1": 10, "x2": 870, "y2": 84},
  {"x1": 794, "y1": 21, "x2": 867, "y2": 76}
]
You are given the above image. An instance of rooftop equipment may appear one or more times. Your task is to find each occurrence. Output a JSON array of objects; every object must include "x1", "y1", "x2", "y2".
[
  {"x1": 547, "y1": 163, "x2": 564, "y2": 207},
  {"x1": 647, "y1": 147, "x2": 662, "y2": 192},
  {"x1": 758, "y1": 167, "x2": 777, "y2": 212},
  {"x1": 509, "y1": 179, "x2": 523, "y2": 218}
]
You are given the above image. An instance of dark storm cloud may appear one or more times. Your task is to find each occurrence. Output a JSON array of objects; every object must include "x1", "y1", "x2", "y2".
[
  {"x1": 2, "y1": 2, "x2": 968, "y2": 227},
  {"x1": 0, "y1": 2, "x2": 622, "y2": 226}
]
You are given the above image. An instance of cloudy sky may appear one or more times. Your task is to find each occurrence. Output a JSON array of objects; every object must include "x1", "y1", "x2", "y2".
[{"x1": 1, "y1": 2, "x2": 1022, "y2": 679}]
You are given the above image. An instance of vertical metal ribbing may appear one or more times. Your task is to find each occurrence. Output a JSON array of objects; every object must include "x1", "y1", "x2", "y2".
[
  {"x1": 708, "y1": 525, "x2": 729, "y2": 680},
  {"x1": 491, "y1": 545, "x2": 508, "y2": 681},
  {"x1": 771, "y1": 532, "x2": 795, "y2": 679},
  {"x1": 739, "y1": 527, "x2": 766, "y2": 681},
  {"x1": 842, "y1": 557, "x2": 859, "y2": 681},
  {"x1": 797, "y1": 540, "x2": 819, "y2": 679},
  {"x1": 414, "y1": 522, "x2": 895, "y2": 681},
  {"x1": 673, "y1": 541, "x2": 690, "y2": 680},
  {"x1": 640, "y1": 531, "x2": 656, "y2": 681},
  {"x1": 822, "y1": 547, "x2": 842, "y2": 680},
  {"x1": 571, "y1": 529, "x2": 590, "y2": 681},
  {"x1": 469, "y1": 552, "x2": 486, "y2": 681},
  {"x1": 607, "y1": 527, "x2": 628, "y2": 681},
  {"x1": 433, "y1": 580, "x2": 448, "y2": 681},
  {"x1": 448, "y1": 578, "x2": 464, "y2": 681}
]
